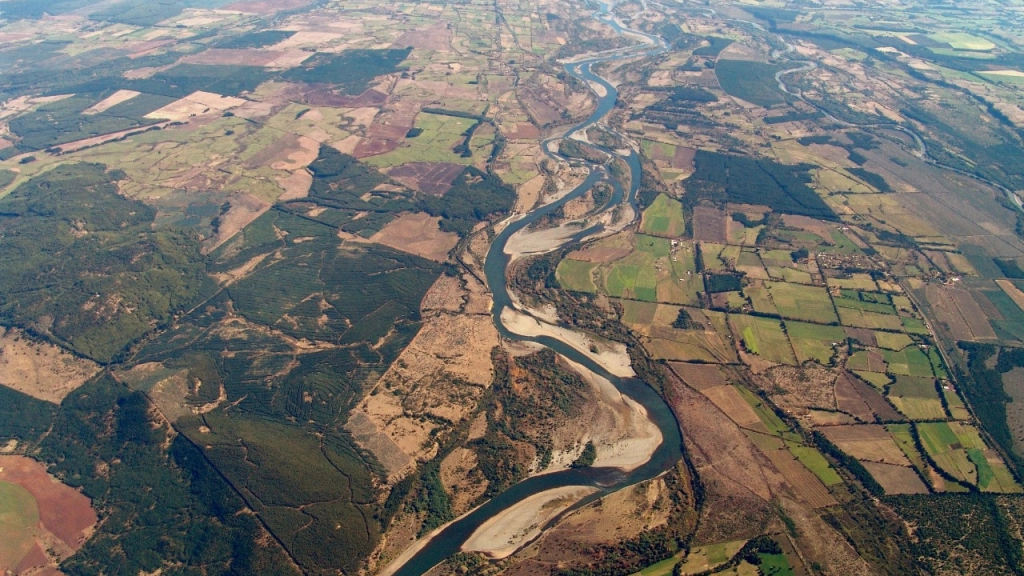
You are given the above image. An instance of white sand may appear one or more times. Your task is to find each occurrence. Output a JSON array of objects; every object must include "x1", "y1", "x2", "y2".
[
  {"x1": 500, "y1": 307, "x2": 635, "y2": 378},
  {"x1": 461, "y1": 486, "x2": 598, "y2": 558}
]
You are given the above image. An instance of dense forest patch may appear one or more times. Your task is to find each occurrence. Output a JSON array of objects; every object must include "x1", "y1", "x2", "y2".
[
  {"x1": 684, "y1": 150, "x2": 837, "y2": 220},
  {"x1": 0, "y1": 162, "x2": 208, "y2": 363}
]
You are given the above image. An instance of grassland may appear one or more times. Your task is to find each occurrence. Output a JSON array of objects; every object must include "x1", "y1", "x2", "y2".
[
  {"x1": 640, "y1": 193, "x2": 686, "y2": 237},
  {"x1": 556, "y1": 259, "x2": 598, "y2": 293},
  {"x1": 731, "y1": 315, "x2": 797, "y2": 364},
  {"x1": 365, "y1": 112, "x2": 478, "y2": 167},
  {"x1": 768, "y1": 282, "x2": 839, "y2": 324},
  {"x1": 785, "y1": 321, "x2": 846, "y2": 365},
  {"x1": 887, "y1": 376, "x2": 946, "y2": 420}
]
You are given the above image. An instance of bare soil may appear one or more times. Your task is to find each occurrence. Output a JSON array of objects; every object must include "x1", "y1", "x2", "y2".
[
  {"x1": 0, "y1": 328, "x2": 99, "y2": 403},
  {"x1": 370, "y1": 212, "x2": 459, "y2": 262}
]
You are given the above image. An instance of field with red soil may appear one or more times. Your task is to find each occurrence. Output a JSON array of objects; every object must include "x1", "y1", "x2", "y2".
[
  {"x1": 0, "y1": 456, "x2": 97, "y2": 573},
  {"x1": 387, "y1": 162, "x2": 464, "y2": 195},
  {"x1": 354, "y1": 103, "x2": 420, "y2": 158}
]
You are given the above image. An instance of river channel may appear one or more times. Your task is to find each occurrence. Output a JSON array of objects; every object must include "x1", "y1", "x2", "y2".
[{"x1": 386, "y1": 3, "x2": 683, "y2": 576}]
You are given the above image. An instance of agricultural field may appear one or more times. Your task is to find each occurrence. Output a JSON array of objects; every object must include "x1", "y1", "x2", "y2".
[
  {"x1": 4, "y1": 0, "x2": 1024, "y2": 574},
  {"x1": 640, "y1": 193, "x2": 686, "y2": 237}
]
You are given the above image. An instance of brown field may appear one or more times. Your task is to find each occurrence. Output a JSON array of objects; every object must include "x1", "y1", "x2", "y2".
[
  {"x1": 845, "y1": 373, "x2": 905, "y2": 421},
  {"x1": 180, "y1": 48, "x2": 311, "y2": 68},
  {"x1": 861, "y1": 462, "x2": 929, "y2": 494},
  {"x1": 819, "y1": 425, "x2": 911, "y2": 466},
  {"x1": 693, "y1": 206, "x2": 729, "y2": 243},
  {"x1": 669, "y1": 362, "x2": 729, "y2": 390},
  {"x1": 350, "y1": 313, "x2": 498, "y2": 476},
  {"x1": 996, "y1": 279, "x2": 1024, "y2": 313},
  {"x1": 202, "y1": 193, "x2": 270, "y2": 253},
  {"x1": 760, "y1": 448, "x2": 837, "y2": 508},
  {"x1": 386, "y1": 162, "x2": 465, "y2": 196},
  {"x1": 82, "y1": 89, "x2": 141, "y2": 115},
  {"x1": 0, "y1": 328, "x2": 100, "y2": 403},
  {"x1": 392, "y1": 24, "x2": 453, "y2": 51},
  {"x1": 503, "y1": 123, "x2": 541, "y2": 140},
  {"x1": 146, "y1": 91, "x2": 247, "y2": 121},
  {"x1": 648, "y1": 143, "x2": 695, "y2": 170},
  {"x1": 663, "y1": 373, "x2": 775, "y2": 544},
  {"x1": 1003, "y1": 367, "x2": 1024, "y2": 456},
  {"x1": 353, "y1": 102, "x2": 420, "y2": 158},
  {"x1": 834, "y1": 372, "x2": 875, "y2": 422},
  {"x1": 222, "y1": 0, "x2": 312, "y2": 13},
  {"x1": 780, "y1": 215, "x2": 834, "y2": 244},
  {"x1": 370, "y1": 212, "x2": 458, "y2": 262},
  {"x1": 275, "y1": 170, "x2": 312, "y2": 200},
  {"x1": 0, "y1": 456, "x2": 97, "y2": 570},
  {"x1": 948, "y1": 287, "x2": 997, "y2": 339},
  {"x1": 924, "y1": 284, "x2": 995, "y2": 341},
  {"x1": 701, "y1": 385, "x2": 768, "y2": 433},
  {"x1": 844, "y1": 327, "x2": 877, "y2": 347}
]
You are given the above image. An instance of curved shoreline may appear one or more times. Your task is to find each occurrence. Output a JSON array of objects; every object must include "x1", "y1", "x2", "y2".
[{"x1": 377, "y1": 3, "x2": 680, "y2": 575}]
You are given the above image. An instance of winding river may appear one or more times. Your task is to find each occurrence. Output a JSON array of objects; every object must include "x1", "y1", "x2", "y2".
[{"x1": 385, "y1": 4, "x2": 682, "y2": 576}]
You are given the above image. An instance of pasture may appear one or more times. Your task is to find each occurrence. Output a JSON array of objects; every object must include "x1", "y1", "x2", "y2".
[
  {"x1": 785, "y1": 321, "x2": 845, "y2": 365},
  {"x1": 640, "y1": 193, "x2": 686, "y2": 237},
  {"x1": 887, "y1": 376, "x2": 945, "y2": 420},
  {"x1": 768, "y1": 282, "x2": 839, "y2": 324},
  {"x1": 731, "y1": 315, "x2": 797, "y2": 365}
]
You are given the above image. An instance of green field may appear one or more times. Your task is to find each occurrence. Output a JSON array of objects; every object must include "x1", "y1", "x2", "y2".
[
  {"x1": 767, "y1": 282, "x2": 839, "y2": 324},
  {"x1": 746, "y1": 286, "x2": 778, "y2": 315},
  {"x1": 737, "y1": 385, "x2": 793, "y2": 437},
  {"x1": 788, "y1": 442, "x2": 844, "y2": 485},
  {"x1": 640, "y1": 193, "x2": 686, "y2": 237},
  {"x1": 556, "y1": 259, "x2": 598, "y2": 293},
  {"x1": 785, "y1": 321, "x2": 846, "y2": 365},
  {"x1": 365, "y1": 112, "x2": 477, "y2": 167},
  {"x1": 875, "y1": 332, "x2": 914, "y2": 351},
  {"x1": 837, "y1": 307, "x2": 906, "y2": 331},
  {"x1": 757, "y1": 553, "x2": 794, "y2": 576},
  {"x1": 910, "y1": 421, "x2": 1021, "y2": 492},
  {"x1": 887, "y1": 424, "x2": 929, "y2": 474},
  {"x1": 0, "y1": 481, "x2": 39, "y2": 569},
  {"x1": 887, "y1": 376, "x2": 946, "y2": 420},
  {"x1": 928, "y1": 31, "x2": 995, "y2": 51},
  {"x1": 731, "y1": 315, "x2": 797, "y2": 365},
  {"x1": 883, "y1": 347, "x2": 934, "y2": 378}
]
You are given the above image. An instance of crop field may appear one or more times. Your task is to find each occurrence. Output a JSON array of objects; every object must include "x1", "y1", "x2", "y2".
[
  {"x1": 917, "y1": 423, "x2": 979, "y2": 487},
  {"x1": 837, "y1": 307, "x2": 907, "y2": 331},
  {"x1": 701, "y1": 243, "x2": 741, "y2": 270},
  {"x1": 597, "y1": 235, "x2": 702, "y2": 305},
  {"x1": 768, "y1": 282, "x2": 839, "y2": 324},
  {"x1": 731, "y1": 315, "x2": 797, "y2": 365},
  {"x1": 0, "y1": 481, "x2": 39, "y2": 570},
  {"x1": 883, "y1": 347, "x2": 935, "y2": 378},
  {"x1": 557, "y1": 259, "x2": 599, "y2": 293},
  {"x1": 787, "y1": 442, "x2": 843, "y2": 485},
  {"x1": 745, "y1": 285, "x2": 778, "y2": 315},
  {"x1": 875, "y1": 331, "x2": 914, "y2": 351},
  {"x1": 834, "y1": 291, "x2": 898, "y2": 315},
  {"x1": 826, "y1": 273, "x2": 880, "y2": 292},
  {"x1": 887, "y1": 376, "x2": 945, "y2": 420},
  {"x1": 365, "y1": 112, "x2": 478, "y2": 167},
  {"x1": 927, "y1": 31, "x2": 995, "y2": 51},
  {"x1": 785, "y1": 321, "x2": 846, "y2": 365},
  {"x1": 640, "y1": 193, "x2": 686, "y2": 237},
  {"x1": 670, "y1": 540, "x2": 746, "y2": 575}
]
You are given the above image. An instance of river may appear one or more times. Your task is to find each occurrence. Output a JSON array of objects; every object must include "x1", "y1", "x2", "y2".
[{"x1": 384, "y1": 3, "x2": 683, "y2": 576}]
